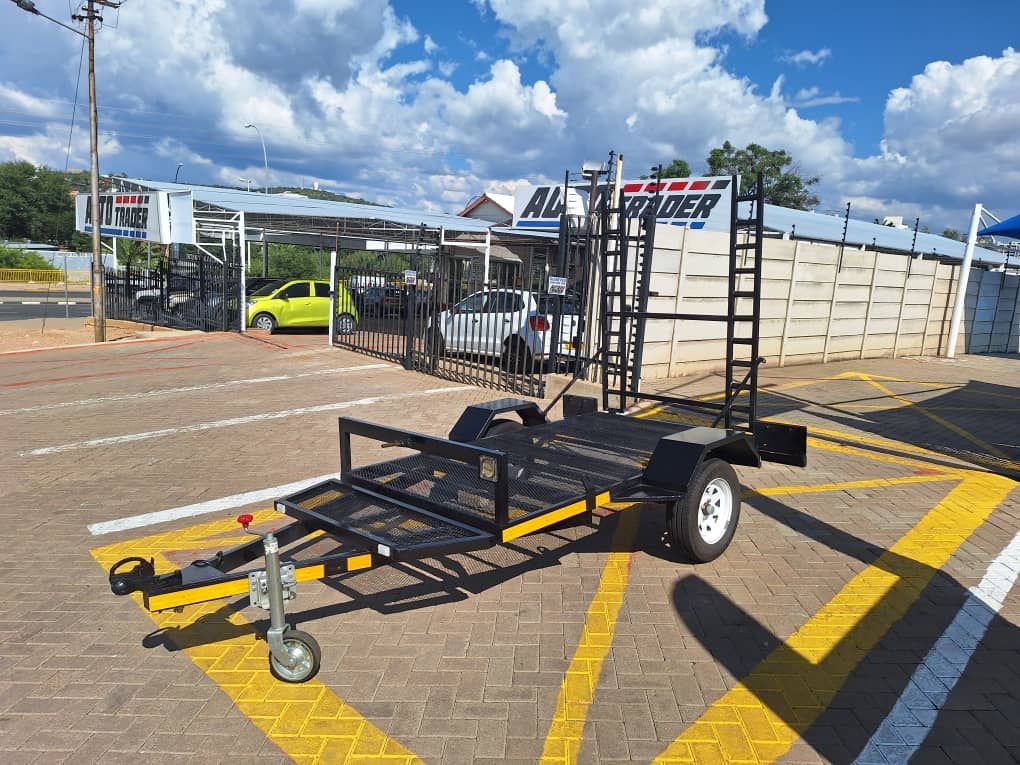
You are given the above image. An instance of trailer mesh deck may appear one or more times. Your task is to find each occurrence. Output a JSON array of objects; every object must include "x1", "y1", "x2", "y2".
[
  {"x1": 351, "y1": 413, "x2": 679, "y2": 524},
  {"x1": 286, "y1": 481, "x2": 491, "y2": 549}
]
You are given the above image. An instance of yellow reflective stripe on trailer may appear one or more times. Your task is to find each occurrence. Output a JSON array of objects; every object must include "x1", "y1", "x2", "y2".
[
  {"x1": 501, "y1": 491, "x2": 611, "y2": 543},
  {"x1": 147, "y1": 577, "x2": 250, "y2": 611},
  {"x1": 146, "y1": 561, "x2": 347, "y2": 611},
  {"x1": 346, "y1": 553, "x2": 373, "y2": 571}
]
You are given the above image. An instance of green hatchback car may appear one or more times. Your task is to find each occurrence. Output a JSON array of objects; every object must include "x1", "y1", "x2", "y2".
[{"x1": 246, "y1": 279, "x2": 359, "y2": 334}]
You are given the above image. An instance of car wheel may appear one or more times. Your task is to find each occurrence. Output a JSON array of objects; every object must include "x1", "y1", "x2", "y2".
[
  {"x1": 252, "y1": 312, "x2": 277, "y2": 333},
  {"x1": 502, "y1": 339, "x2": 533, "y2": 373},
  {"x1": 430, "y1": 329, "x2": 446, "y2": 357},
  {"x1": 335, "y1": 313, "x2": 357, "y2": 336},
  {"x1": 137, "y1": 299, "x2": 158, "y2": 322}
]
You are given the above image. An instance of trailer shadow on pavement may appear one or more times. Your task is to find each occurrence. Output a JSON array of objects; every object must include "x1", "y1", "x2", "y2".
[
  {"x1": 673, "y1": 490, "x2": 1020, "y2": 763},
  {"x1": 136, "y1": 506, "x2": 668, "y2": 654}
]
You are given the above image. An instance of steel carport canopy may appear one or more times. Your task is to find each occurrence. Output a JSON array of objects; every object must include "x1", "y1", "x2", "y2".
[{"x1": 115, "y1": 178, "x2": 553, "y2": 242}]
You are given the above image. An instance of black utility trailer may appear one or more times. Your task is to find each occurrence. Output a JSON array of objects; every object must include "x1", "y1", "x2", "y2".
[{"x1": 108, "y1": 171, "x2": 807, "y2": 682}]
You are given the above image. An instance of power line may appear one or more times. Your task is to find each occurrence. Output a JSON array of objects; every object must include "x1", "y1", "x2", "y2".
[{"x1": 63, "y1": 34, "x2": 86, "y2": 172}]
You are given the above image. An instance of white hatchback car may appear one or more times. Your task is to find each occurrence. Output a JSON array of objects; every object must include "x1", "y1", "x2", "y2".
[{"x1": 431, "y1": 288, "x2": 578, "y2": 369}]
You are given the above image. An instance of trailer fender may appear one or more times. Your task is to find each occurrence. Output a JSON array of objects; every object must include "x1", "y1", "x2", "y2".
[
  {"x1": 449, "y1": 398, "x2": 547, "y2": 442},
  {"x1": 642, "y1": 426, "x2": 760, "y2": 494}
]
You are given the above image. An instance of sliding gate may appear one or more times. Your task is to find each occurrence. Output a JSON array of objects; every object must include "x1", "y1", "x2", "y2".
[{"x1": 331, "y1": 246, "x2": 563, "y2": 398}]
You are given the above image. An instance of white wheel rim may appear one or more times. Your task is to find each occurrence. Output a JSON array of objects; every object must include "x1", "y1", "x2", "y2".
[
  {"x1": 697, "y1": 477, "x2": 733, "y2": 545},
  {"x1": 337, "y1": 316, "x2": 355, "y2": 335},
  {"x1": 255, "y1": 316, "x2": 272, "y2": 330},
  {"x1": 272, "y1": 639, "x2": 313, "y2": 681}
]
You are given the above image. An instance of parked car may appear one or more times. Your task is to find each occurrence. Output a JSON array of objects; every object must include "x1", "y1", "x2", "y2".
[
  {"x1": 359, "y1": 286, "x2": 403, "y2": 317},
  {"x1": 246, "y1": 279, "x2": 359, "y2": 334},
  {"x1": 245, "y1": 277, "x2": 285, "y2": 296},
  {"x1": 133, "y1": 275, "x2": 196, "y2": 320},
  {"x1": 430, "y1": 288, "x2": 578, "y2": 369}
]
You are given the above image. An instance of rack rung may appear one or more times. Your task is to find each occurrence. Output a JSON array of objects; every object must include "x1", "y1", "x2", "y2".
[
  {"x1": 731, "y1": 359, "x2": 755, "y2": 368},
  {"x1": 732, "y1": 337, "x2": 754, "y2": 345},
  {"x1": 734, "y1": 242, "x2": 759, "y2": 250},
  {"x1": 733, "y1": 291, "x2": 756, "y2": 298},
  {"x1": 734, "y1": 267, "x2": 756, "y2": 275},
  {"x1": 734, "y1": 217, "x2": 757, "y2": 226}
]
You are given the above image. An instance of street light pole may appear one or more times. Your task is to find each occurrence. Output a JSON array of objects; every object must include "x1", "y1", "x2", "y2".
[
  {"x1": 239, "y1": 177, "x2": 253, "y2": 192},
  {"x1": 174, "y1": 162, "x2": 183, "y2": 182},
  {"x1": 244, "y1": 123, "x2": 269, "y2": 194}
]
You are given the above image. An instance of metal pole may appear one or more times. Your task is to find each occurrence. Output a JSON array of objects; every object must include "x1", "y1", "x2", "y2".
[
  {"x1": 328, "y1": 248, "x2": 337, "y2": 345},
  {"x1": 262, "y1": 239, "x2": 269, "y2": 277},
  {"x1": 63, "y1": 251, "x2": 69, "y2": 318},
  {"x1": 239, "y1": 210, "x2": 247, "y2": 332},
  {"x1": 946, "y1": 203, "x2": 982, "y2": 358},
  {"x1": 483, "y1": 228, "x2": 491, "y2": 286},
  {"x1": 86, "y1": 0, "x2": 105, "y2": 342}
]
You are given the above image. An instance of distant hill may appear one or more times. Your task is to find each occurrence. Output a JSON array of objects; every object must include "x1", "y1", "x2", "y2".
[{"x1": 265, "y1": 186, "x2": 377, "y2": 205}]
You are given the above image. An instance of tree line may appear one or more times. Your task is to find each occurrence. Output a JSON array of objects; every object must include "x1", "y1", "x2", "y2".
[{"x1": 645, "y1": 142, "x2": 820, "y2": 210}]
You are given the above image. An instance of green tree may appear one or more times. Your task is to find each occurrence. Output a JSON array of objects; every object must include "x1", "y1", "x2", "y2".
[
  {"x1": 643, "y1": 158, "x2": 692, "y2": 179},
  {"x1": 0, "y1": 161, "x2": 82, "y2": 244},
  {"x1": 706, "y1": 141, "x2": 820, "y2": 210},
  {"x1": 941, "y1": 228, "x2": 963, "y2": 241},
  {"x1": 0, "y1": 244, "x2": 59, "y2": 270}
]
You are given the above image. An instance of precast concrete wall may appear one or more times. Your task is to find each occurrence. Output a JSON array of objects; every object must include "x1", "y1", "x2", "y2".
[{"x1": 639, "y1": 225, "x2": 1019, "y2": 379}]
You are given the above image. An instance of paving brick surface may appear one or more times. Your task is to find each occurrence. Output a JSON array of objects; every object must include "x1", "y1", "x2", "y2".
[{"x1": 0, "y1": 333, "x2": 1017, "y2": 763}]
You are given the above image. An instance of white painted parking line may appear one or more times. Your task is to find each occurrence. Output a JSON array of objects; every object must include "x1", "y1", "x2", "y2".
[
  {"x1": 853, "y1": 531, "x2": 1020, "y2": 765},
  {"x1": 88, "y1": 472, "x2": 341, "y2": 535},
  {"x1": 0, "y1": 363, "x2": 391, "y2": 417},
  {"x1": 21, "y1": 301, "x2": 41, "y2": 305},
  {"x1": 20, "y1": 385, "x2": 472, "y2": 456}
]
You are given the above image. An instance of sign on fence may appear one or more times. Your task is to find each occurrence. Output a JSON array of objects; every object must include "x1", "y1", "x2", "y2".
[{"x1": 513, "y1": 175, "x2": 735, "y2": 233}]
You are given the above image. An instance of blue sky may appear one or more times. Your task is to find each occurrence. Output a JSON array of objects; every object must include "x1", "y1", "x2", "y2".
[{"x1": 1, "y1": 0, "x2": 1017, "y2": 230}]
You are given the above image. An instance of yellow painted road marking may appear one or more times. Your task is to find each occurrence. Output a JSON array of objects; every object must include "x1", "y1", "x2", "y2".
[
  {"x1": 857, "y1": 373, "x2": 1020, "y2": 473},
  {"x1": 751, "y1": 472, "x2": 961, "y2": 498},
  {"x1": 652, "y1": 471, "x2": 1016, "y2": 764},
  {"x1": 92, "y1": 511, "x2": 421, "y2": 765},
  {"x1": 540, "y1": 506, "x2": 642, "y2": 765}
]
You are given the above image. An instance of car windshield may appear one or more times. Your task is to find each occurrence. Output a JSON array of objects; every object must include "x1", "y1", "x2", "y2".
[{"x1": 250, "y1": 279, "x2": 286, "y2": 297}]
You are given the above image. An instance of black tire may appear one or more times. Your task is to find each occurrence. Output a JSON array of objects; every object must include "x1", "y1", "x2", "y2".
[
  {"x1": 431, "y1": 329, "x2": 446, "y2": 358},
  {"x1": 252, "y1": 312, "x2": 277, "y2": 333},
  {"x1": 269, "y1": 629, "x2": 321, "y2": 683},
  {"x1": 335, "y1": 313, "x2": 357, "y2": 336},
  {"x1": 137, "y1": 299, "x2": 158, "y2": 322},
  {"x1": 502, "y1": 339, "x2": 533, "y2": 373},
  {"x1": 670, "y1": 458, "x2": 741, "y2": 563},
  {"x1": 484, "y1": 418, "x2": 524, "y2": 438}
]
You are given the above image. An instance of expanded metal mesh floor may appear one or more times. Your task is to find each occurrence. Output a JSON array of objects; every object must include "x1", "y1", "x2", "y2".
[
  {"x1": 351, "y1": 413, "x2": 679, "y2": 525},
  {"x1": 287, "y1": 480, "x2": 486, "y2": 548}
]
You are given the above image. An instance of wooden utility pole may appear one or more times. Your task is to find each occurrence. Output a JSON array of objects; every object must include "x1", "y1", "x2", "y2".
[{"x1": 83, "y1": 0, "x2": 106, "y2": 341}]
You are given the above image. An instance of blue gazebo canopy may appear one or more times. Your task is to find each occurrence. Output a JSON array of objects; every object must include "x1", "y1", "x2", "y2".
[{"x1": 978, "y1": 213, "x2": 1020, "y2": 239}]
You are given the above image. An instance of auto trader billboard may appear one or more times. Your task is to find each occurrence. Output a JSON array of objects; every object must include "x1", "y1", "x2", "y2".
[
  {"x1": 75, "y1": 190, "x2": 194, "y2": 243},
  {"x1": 513, "y1": 175, "x2": 735, "y2": 233}
]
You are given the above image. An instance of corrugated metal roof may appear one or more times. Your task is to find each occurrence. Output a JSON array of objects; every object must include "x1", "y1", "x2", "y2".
[
  {"x1": 763, "y1": 204, "x2": 1006, "y2": 266},
  {"x1": 119, "y1": 179, "x2": 496, "y2": 234}
]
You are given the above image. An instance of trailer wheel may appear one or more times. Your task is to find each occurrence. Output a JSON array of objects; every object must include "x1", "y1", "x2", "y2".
[
  {"x1": 269, "y1": 629, "x2": 321, "y2": 683},
  {"x1": 484, "y1": 418, "x2": 523, "y2": 438},
  {"x1": 670, "y1": 458, "x2": 740, "y2": 563}
]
